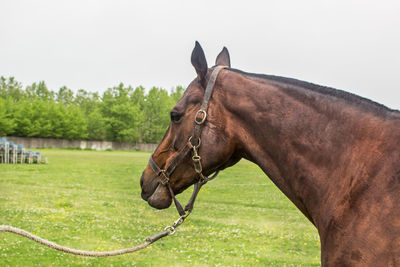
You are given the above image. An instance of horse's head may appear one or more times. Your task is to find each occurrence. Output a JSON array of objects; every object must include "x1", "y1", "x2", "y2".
[{"x1": 140, "y1": 42, "x2": 240, "y2": 211}]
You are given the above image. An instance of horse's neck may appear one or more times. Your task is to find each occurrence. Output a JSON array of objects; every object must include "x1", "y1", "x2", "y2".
[{"x1": 221, "y1": 74, "x2": 389, "y2": 229}]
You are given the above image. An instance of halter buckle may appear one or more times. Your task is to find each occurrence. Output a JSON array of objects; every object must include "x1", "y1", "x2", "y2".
[
  {"x1": 159, "y1": 170, "x2": 169, "y2": 185},
  {"x1": 194, "y1": 110, "x2": 207, "y2": 125},
  {"x1": 188, "y1": 136, "x2": 201, "y2": 148}
]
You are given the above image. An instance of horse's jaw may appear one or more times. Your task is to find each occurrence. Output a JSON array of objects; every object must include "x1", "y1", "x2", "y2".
[{"x1": 146, "y1": 183, "x2": 172, "y2": 209}]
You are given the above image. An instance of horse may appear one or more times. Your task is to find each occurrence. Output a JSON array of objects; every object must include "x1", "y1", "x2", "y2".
[{"x1": 140, "y1": 42, "x2": 400, "y2": 266}]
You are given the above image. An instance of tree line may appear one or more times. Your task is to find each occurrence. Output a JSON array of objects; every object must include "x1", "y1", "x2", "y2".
[{"x1": 0, "y1": 76, "x2": 184, "y2": 143}]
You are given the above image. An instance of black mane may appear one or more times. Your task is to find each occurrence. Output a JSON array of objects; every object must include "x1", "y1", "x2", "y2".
[{"x1": 230, "y1": 68, "x2": 397, "y2": 116}]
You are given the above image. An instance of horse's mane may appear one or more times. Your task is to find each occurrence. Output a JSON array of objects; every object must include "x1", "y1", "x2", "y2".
[{"x1": 229, "y1": 68, "x2": 398, "y2": 116}]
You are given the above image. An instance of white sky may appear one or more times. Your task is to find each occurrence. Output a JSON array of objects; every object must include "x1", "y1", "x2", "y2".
[{"x1": 1, "y1": 0, "x2": 399, "y2": 109}]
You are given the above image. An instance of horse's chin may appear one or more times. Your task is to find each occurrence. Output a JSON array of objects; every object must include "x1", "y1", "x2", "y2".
[{"x1": 147, "y1": 183, "x2": 172, "y2": 209}]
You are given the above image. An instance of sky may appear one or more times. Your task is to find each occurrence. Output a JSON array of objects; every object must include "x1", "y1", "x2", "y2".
[{"x1": 1, "y1": 0, "x2": 400, "y2": 109}]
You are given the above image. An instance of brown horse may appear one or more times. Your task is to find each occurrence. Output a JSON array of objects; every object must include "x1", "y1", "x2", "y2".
[{"x1": 140, "y1": 42, "x2": 400, "y2": 266}]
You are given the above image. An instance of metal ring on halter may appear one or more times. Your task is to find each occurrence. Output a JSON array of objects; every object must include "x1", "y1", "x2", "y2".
[
  {"x1": 194, "y1": 110, "x2": 207, "y2": 125},
  {"x1": 188, "y1": 136, "x2": 201, "y2": 148}
]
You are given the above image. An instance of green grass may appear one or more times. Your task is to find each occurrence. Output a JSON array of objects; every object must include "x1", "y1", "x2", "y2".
[{"x1": 0, "y1": 149, "x2": 321, "y2": 266}]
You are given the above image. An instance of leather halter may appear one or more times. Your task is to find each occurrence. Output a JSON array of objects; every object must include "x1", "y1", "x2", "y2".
[{"x1": 148, "y1": 65, "x2": 227, "y2": 216}]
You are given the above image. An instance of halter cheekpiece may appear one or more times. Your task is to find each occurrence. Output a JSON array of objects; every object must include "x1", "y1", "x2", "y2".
[{"x1": 148, "y1": 65, "x2": 227, "y2": 217}]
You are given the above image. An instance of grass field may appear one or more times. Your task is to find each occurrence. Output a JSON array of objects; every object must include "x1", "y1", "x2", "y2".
[{"x1": 0, "y1": 149, "x2": 320, "y2": 266}]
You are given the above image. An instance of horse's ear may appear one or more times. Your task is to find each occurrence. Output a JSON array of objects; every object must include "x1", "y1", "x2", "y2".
[
  {"x1": 191, "y1": 41, "x2": 208, "y2": 83},
  {"x1": 215, "y1": 47, "x2": 231, "y2": 67}
]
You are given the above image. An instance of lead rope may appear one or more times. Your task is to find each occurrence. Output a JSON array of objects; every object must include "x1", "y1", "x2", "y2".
[{"x1": 0, "y1": 212, "x2": 190, "y2": 257}]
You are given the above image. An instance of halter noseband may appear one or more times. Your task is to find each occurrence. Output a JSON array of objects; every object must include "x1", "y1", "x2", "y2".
[{"x1": 148, "y1": 65, "x2": 227, "y2": 217}]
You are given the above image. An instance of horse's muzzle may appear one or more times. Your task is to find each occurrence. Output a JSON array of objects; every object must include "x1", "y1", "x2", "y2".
[
  {"x1": 140, "y1": 172, "x2": 172, "y2": 209},
  {"x1": 147, "y1": 183, "x2": 172, "y2": 209}
]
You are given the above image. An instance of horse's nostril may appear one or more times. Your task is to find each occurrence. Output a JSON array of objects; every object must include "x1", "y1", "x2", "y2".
[
  {"x1": 140, "y1": 172, "x2": 144, "y2": 188},
  {"x1": 141, "y1": 190, "x2": 149, "y2": 201}
]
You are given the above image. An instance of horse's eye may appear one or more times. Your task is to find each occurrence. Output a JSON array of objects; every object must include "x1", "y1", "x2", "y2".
[{"x1": 170, "y1": 111, "x2": 183, "y2": 123}]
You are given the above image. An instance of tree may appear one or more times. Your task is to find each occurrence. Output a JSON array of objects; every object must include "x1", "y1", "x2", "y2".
[
  {"x1": 87, "y1": 107, "x2": 107, "y2": 140},
  {"x1": 74, "y1": 89, "x2": 99, "y2": 114},
  {"x1": 25, "y1": 81, "x2": 54, "y2": 101},
  {"x1": 131, "y1": 86, "x2": 146, "y2": 142},
  {"x1": 62, "y1": 105, "x2": 88, "y2": 140},
  {"x1": 142, "y1": 87, "x2": 175, "y2": 143},
  {"x1": 0, "y1": 76, "x2": 25, "y2": 101},
  {"x1": 101, "y1": 83, "x2": 143, "y2": 142},
  {"x1": 0, "y1": 98, "x2": 16, "y2": 136},
  {"x1": 170, "y1": 85, "x2": 185, "y2": 103},
  {"x1": 56, "y1": 86, "x2": 74, "y2": 105}
]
